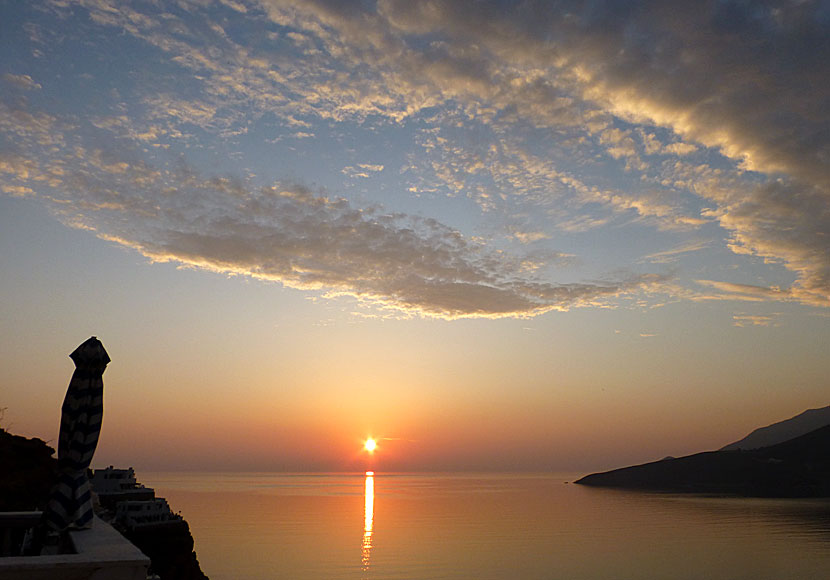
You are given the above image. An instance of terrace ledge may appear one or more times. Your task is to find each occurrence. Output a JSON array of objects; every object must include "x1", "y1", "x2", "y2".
[{"x1": 0, "y1": 513, "x2": 150, "y2": 580}]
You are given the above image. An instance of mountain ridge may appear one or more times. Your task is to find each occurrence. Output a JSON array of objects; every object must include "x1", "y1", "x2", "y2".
[
  {"x1": 721, "y1": 405, "x2": 830, "y2": 451},
  {"x1": 575, "y1": 421, "x2": 830, "y2": 497}
]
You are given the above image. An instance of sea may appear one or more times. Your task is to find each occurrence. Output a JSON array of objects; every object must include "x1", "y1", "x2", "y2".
[{"x1": 141, "y1": 472, "x2": 830, "y2": 580}]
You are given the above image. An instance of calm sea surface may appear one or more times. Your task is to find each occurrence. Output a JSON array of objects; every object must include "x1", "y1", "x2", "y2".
[{"x1": 142, "y1": 472, "x2": 830, "y2": 580}]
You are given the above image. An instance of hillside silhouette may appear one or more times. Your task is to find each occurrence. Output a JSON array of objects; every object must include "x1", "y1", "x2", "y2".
[
  {"x1": 721, "y1": 405, "x2": 830, "y2": 450},
  {"x1": 576, "y1": 423, "x2": 830, "y2": 497}
]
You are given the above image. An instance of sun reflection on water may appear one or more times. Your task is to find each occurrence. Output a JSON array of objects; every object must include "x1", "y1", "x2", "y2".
[{"x1": 362, "y1": 471, "x2": 374, "y2": 571}]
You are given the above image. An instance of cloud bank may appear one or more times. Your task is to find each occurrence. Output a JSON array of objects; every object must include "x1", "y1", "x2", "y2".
[
  {"x1": 0, "y1": 73, "x2": 660, "y2": 318},
  {"x1": 267, "y1": 0, "x2": 829, "y2": 304},
  {"x1": 2, "y1": 0, "x2": 829, "y2": 313},
  {"x1": 47, "y1": 156, "x2": 664, "y2": 318}
]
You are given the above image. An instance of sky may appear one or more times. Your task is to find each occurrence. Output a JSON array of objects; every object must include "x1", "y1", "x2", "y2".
[{"x1": 1, "y1": 0, "x2": 829, "y2": 473}]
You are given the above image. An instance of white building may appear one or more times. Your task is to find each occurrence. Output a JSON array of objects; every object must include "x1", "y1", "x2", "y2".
[
  {"x1": 91, "y1": 467, "x2": 144, "y2": 494},
  {"x1": 115, "y1": 499, "x2": 182, "y2": 531},
  {"x1": 91, "y1": 467, "x2": 155, "y2": 509}
]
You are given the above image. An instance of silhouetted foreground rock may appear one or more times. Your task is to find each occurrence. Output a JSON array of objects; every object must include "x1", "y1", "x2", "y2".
[
  {"x1": 0, "y1": 428, "x2": 57, "y2": 510},
  {"x1": 576, "y1": 424, "x2": 830, "y2": 497},
  {"x1": 120, "y1": 519, "x2": 209, "y2": 580}
]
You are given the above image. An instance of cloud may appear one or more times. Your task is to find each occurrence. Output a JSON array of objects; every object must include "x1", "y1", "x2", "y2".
[
  {"x1": 28, "y1": 3, "x2": 739, "y2": 223},
  {"x1": 0, "y1": 100, "x2": 62, "y2": 147},
  {"x1": 511, "y1": 231, "x2": 549, "y2": 244},
  {"x1": 732, "y1": 314, "x2": 779, "y2": 328},
  {"x1": 0, "y1": 80, "x2": 663, "y2": 318},
  {"x1": 5, "y1": 0, "x2": 829, "y2": 311},
  {"x1": 637, "y1": 131, "x2": 698, "y2": 157},
  {"x1": 412, "y1": 123, "x2": 703, "y2": 228},
  {"x1": 274, "y1": 0, "x2": 827, "y2": 304},
  {"x1": 699, "y1": 179, "x2": 830, "y2": 307},
  {"x1": 663, "y1": 142, "x2": 698, "y2": 156},
  {"x1": 1, "y1": 183, "x2": 35, "y2": 196},
  {"x1": 695, "y1": 280, "x2": 791, "y2": 303},
  {"x1": 2, "y1": 73, "x2": 41, "y2": 90},
  {"x1": 360, "y1": 0, "x2": 823, "y2": 176},
  {"x1": 528, "y1": 1, "x2": 830, "y2": 189},
  {"x1": 599, "y1": 127, "x2": 646, "y2": 171},
  {"x1": 54, "y1": 163, "x2": 664, "y2": 319},
  {"x1": 34, "y1": 0, "x2": 830, "y2": 193},
  {"x1": 342, "y1": 163, "x2": 384, "y2": 179},
  {"x1": 641, "y1": 240, "x2": 710, "y2": 264}
]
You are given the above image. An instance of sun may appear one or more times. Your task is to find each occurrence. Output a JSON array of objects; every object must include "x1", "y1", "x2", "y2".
[{"x1": 364, "y1": 438, "x2": 377, "y2": 453}]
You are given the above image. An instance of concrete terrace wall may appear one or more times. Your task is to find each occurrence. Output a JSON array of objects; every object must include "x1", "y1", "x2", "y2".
[{"x1": 0, "y1": 514, "x2": 149, "y2": 580}]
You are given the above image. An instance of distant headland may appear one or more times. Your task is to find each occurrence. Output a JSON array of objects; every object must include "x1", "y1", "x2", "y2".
[{"x1": 576, "y1": 406, "x2": 830, "y2": 497}]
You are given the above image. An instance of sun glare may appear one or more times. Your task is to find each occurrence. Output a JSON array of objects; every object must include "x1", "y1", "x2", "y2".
[{"x1": 364, "y1": 438, "x2": 377, "y2": 453}]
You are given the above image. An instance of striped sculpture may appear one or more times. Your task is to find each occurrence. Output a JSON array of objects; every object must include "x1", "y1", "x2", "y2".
[{"x1": 44, "y1": 336, "x2": 110, "y2": 531}]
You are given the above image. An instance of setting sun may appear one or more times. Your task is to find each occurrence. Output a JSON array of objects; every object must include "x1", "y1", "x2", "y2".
[{"x1": 364, "y1": 438, "x2": 377, "y2": 453}]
